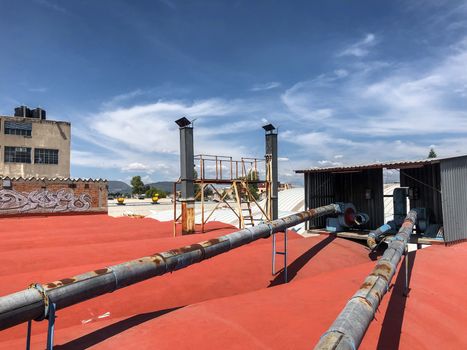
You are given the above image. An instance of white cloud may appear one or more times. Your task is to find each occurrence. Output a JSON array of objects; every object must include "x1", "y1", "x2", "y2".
[
  {"x1": 334, "y1": 69, "x2": 349, "y2": 78},
  {"x1": 28, "y1": 87, "x2": 48, "y2": 93},
  {"x1": 102, "y1": 89, "x2": 145, "y2": 108},
  {"x1": 318, "y1": 160, "x2": 343, "y2": 167},
  {"x1": 73, "y1": 97, "x2": 276, "y2": 180},
  {"x1": 283, "y1": 36, "x2": 467, "y2": 136},
  {"x1": 121, "y1": 162, "x2": 154, "y2": 173},
  {"x1": 33, "y1": 0, "x2": 70, "y2": 14},
  {"x1": 338, "y1": 33, "x2": 377, "y2": 57},
  {"x1": 250, "y1": 82, "x2": 281, "y2": 91},
  {"x1": 85, "y1": 98, "x2": 257, "y2": 155},
  {"x1": 71, "y1": 35, "x2": 467, "y2": 182}
]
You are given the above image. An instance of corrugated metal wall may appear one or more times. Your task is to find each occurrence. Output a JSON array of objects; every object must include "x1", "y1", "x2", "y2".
[
  {"x1": 440, "y1": 157, "x2": 467, "y2": 243},
  {"x1": 304, "y1": 169, "x2": 384, "y2": 229},
  {"x1": 334, "y1": 169, "x2": 384, "y2": 229},
  {"x1": 305, "y1": 172, "x2": 334, "y2": 228},
  {"x1": 400, "y1": 164, "x2": 443, "y2": 225}
]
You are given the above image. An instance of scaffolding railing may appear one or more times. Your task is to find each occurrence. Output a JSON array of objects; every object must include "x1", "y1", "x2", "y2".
[{"x1": 173, "y1": 154, "x2": 272, "y2": 235}]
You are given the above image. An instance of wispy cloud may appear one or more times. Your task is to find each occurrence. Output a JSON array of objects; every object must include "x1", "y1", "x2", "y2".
[
  {"x1": 121, "y1": 162, "x2": 155, "y2": 173},
  {"x1": 28, "y1": 87, "x2": 48, "y2": 93},
  {"x1": 338, "y1": 33, "x2": 377, "y2": 57},
  {"x1": 73, "y1": 97, "x2": 272, "y2": 179},
  {"x1": 283, "y1": 36, "x2": 467, "y2": 136},
  {"x1": 33, "y1": 0, "x2": 70, "y2": 15},
  {"x1": 157, "y1": 0, "x2": 177, "y2": 10},
  {"x1": 102, "y1": 89, "x2": 146, "y2": 108},
  {"x1": 250, "y1": 82, "x2": 281, "y2": 91}
]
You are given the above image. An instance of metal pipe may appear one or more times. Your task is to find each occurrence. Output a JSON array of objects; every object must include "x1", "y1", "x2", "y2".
[
  {"x1": 314, "y1": 210, "x2": 417, "y2": 350},
  {"x1": 265, "y1": 128, "x2": 278, "y2": 220},
  {"x1": 353, "y1": 213, "x2": 369, "y2": 226},
  {"x1": 0, "y1": 204, "x2": 340, "y2": 331},
  {"x1": 367, "y1": 223, "x2": 392, "y2": 250}
]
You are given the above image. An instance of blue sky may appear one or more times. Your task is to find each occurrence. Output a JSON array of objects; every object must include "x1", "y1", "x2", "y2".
[{"x1": 1, "y1": 0, "x2": 466, "y2": 184}]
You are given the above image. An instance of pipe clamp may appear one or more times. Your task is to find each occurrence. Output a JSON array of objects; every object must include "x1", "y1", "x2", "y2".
[{"x1": 29, "y1": 283, "x2": 49, "y2": 321}]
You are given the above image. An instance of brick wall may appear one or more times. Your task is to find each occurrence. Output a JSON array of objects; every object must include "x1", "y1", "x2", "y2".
[{"x1": 0, "y1": 177, "x2": 108, "y2": 216}]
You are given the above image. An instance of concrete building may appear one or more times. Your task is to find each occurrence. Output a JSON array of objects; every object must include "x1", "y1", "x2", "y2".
[{"x1": 0, "y1": 106, "x2": 71, "y2": 178}]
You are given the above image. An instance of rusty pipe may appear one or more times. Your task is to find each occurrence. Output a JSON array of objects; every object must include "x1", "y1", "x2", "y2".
[
  {"x1": 367, "y1": 223, "x2": 392, "y2": 250},
  {"x1": 314, "y1": 210, "x2": 417, "y2": 350},
  {"x1": 0, "y1": 204, "x2": 340, "y2": 331}
]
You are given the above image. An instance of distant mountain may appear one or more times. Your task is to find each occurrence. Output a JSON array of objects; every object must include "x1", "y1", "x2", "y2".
[
  {"x1": 108, "y1": 180, "x2": 132, "y2": 194},
  {"x1": 108, "y1": 180, "x2": 178, "y2": 195},
  {"x1": 147, "y1": 181, "x2": 179, "y2": 193}
]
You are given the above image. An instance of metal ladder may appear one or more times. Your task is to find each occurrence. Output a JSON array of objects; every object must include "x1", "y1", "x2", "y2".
[{"x1": 241, "y1": 200, "x2": 255, "y2": 227}]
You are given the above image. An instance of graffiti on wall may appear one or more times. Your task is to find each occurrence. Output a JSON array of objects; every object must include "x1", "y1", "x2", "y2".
[{"x1": 0, "y1": 188, "x2": 92, "y2": 213}]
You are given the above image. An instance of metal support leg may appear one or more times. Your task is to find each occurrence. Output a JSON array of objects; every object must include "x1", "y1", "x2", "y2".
[
  {"x1": 272, "y1": 232, "x2": 276, "y2": 275},
  {"x1": 26, "y1": 320, "x2": 32, "y2": 350},
  {"x1": 46, "y1": 303, "x2": 56, "y2": 350},
  {"x1": 284, "y1": 229, "x2": 288, "y2": 283},
  {"x1": 404, "y1": 245, "x2": 409, "y2": 297},
  {"x1": 271, "y1": 230, "x2": 288, "y2": 283}
]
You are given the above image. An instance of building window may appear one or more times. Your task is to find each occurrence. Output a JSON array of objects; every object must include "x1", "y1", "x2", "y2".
[
  {"x1": 34, "y1": 148, "x2": 59, "y2": 165},
  {"x1": 4, "y1": 121, "x2": 32, "y2": 136},
  {"x1": 4, "y1": 146, "x2": 32, "y2": 163}
]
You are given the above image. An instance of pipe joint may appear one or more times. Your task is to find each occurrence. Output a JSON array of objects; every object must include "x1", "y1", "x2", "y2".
[{"x1": 29, "y1": 283, "x2": 50, "y2": 321}]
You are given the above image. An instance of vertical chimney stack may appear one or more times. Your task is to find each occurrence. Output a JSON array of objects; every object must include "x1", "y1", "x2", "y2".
[
  {"x1": 263, "y1": 123, "x2": 278, "y2": 220},
  {"x1": 175, "y1": 117, "x2": 195, "y2": 234}
]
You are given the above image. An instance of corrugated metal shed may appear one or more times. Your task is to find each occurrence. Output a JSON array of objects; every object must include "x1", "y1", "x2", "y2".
[
  {"x1": 400, "y1": 164, "x2": 442, "y2": 224},
  {"x1": 297, "y1": 154, "x2": 467, "y2": 244}
]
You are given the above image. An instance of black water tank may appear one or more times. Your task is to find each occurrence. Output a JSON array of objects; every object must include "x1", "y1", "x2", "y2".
[
  {"x1": 32, "y1": 108, "x2": 46, "y2": 120},
  {"x1": 14, "y1": 106, "x2": 31, "y2": 118}
]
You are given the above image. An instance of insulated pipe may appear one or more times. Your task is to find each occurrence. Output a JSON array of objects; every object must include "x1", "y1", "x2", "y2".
[
  {"x1": 314, "y1": 210, "x2": 417, "y2": 350},
  {"x1": 367, "y1": 223, "x2": 392, "y2": 250},
  {"x1": 0, "y1": 204, "x2": 340, "y2": 331}
]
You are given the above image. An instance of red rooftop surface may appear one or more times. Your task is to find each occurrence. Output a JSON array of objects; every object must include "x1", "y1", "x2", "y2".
[{"x1": 0, "y1": 214, "x2": 466, "y2": 349}]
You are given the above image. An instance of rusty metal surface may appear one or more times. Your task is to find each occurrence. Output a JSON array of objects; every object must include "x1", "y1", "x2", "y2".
[
  {"x1": 314, "y1": 210, "x2": 417, "y2": 350},
  {"x1": 367, "y1": 224, "x2": 392, "y2": 250},
  {"x1": 0, "y1": 204, "x2": 340, "y2": 332}
]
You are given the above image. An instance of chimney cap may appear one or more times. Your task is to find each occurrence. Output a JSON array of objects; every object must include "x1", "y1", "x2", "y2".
[
  {"x1": 262, "y1": 123, "x2": 276, "y2": 132},
  {"x1": 175, "y1": 117, "x2": 192, "y2": 128}
]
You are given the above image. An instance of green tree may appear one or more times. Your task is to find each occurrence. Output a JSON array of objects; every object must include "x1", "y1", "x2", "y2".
[
  {"x1": 246, "y1": 169, "x2": 260, "y2": 200},
  {"x1": 145, "y1": 187, "x2": 167, "y2": 198},
  {"x1": 428, "y1": 148, "x2": 437, "y2": 158},
  {"x1": 131, "y1": 176, "x2": 145, "y2": 195}
]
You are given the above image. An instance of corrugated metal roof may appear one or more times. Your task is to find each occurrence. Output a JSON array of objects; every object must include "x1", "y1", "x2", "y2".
[{"x1": 295, "y1": 154, "x2": 467, "y2": 174}]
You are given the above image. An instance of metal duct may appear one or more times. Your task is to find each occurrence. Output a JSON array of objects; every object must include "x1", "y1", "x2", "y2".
[
  {"x1": 0, "y1": 204, "x2": 340, "y2": 331},
  {"x1": 264, "y1": 124, "x2": 278, "y2": 220},
  {"x1": 314, "y1": 210, "x2": 417, "y2": 350},
  {"x1": 175, "y1": 117, "x2": 195, "y2": 234}
]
